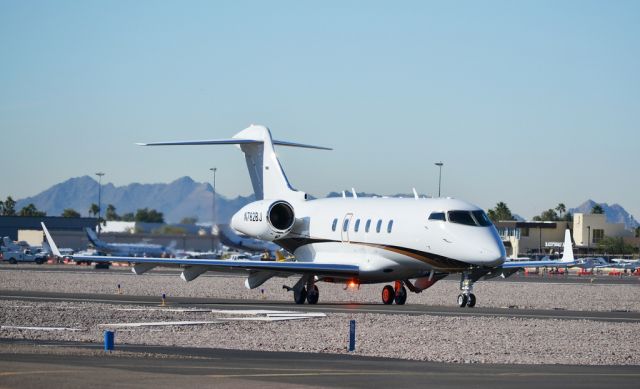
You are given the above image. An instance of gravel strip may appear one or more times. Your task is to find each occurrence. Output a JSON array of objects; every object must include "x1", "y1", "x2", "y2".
[
  {"x1": 1, "y1": 300, "x2": 638, "y2": 365},
  {"x1": 1, "y1": 267, "x2": 639, "y2": 312},
  {"x1": 1, "y1": 266, "x2": 639, "y2": 365}
]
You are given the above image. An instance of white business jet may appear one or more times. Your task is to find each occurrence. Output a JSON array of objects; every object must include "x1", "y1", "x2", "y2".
[{"x1": 42, "y1": 124, "x2": 575, "y2": 307}]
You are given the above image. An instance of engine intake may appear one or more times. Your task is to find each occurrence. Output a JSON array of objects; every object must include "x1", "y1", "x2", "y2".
[
  {"x1": 268, "y1": 201, "x2": 295, "y2": 232},
  {"x1": 231, "y1": 200, "x2": 295, "y2": 241}
]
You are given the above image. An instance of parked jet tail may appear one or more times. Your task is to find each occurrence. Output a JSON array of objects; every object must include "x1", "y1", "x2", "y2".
[
  {"x1": 560, "y1": 228, "x2": 574, "y2": 263},
  {"x1": 85, "y1": 227, "x2": 106, "y2": 249},
  {"x1": 41, "y1": 223, "x2": 61, "y2": 257}
]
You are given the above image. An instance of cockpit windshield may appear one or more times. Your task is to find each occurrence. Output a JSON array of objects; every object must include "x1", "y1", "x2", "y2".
[
  {"x1": 446, "y1": 210, "x2": 493, "y2": 227},
  {"x1": 472, "y1": 210, "x2": 492, "y2": 227},
  {"x1": 447, "y1": 211, "x2": 477, "y2": 226}
]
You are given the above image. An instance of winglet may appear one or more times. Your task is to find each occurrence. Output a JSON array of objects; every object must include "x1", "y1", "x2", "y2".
[
  {"x1": 561, "y1": 229, "x2": 574, "y2": 263},
  {"x1": 41, "y1": 223, "x2": 62, "y2": 257}
]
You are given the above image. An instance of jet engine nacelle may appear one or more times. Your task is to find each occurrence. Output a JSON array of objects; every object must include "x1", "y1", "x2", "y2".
[{"x1": 230, "y1": 200, "x2": 295, "y2": 241}]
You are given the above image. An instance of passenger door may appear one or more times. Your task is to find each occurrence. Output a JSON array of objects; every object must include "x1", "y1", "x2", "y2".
[{"x1": 341, "y1": 213, "x2": 353, "y2": 243}]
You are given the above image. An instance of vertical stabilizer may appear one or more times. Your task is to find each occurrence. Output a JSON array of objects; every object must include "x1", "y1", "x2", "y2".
[
  {"x1": 232, "y1": 125, "x2": 305, "y2": 201},
  {"x1": 85, "y1": 227, "x2": 105, "y2": 249},
  {"x1": 561, "y1": 229, "x2": 574, "y2": 263}
]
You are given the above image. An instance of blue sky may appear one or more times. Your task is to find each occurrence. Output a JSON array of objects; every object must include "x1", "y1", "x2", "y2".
[{"x1": 1, "y1": 1, "x2": 638, "y2": 219}]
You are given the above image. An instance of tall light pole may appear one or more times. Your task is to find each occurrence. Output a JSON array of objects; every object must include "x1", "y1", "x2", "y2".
[
  {"x1": 587, "y1": 225, "x2": 591, "y2": 253},
  {"x1": 434, "y1": 162, "x2": 443, "y2": 197},
  {"x1": 95, "y1": 172, "x2": 105, "y2": 236},
  {"x1": 210, "y1": 167, "x2": 217, "y2": 251}
]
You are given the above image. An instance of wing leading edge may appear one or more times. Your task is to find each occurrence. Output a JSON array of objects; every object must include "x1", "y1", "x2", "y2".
[{"x1": 41, "y1": 223, "x2": 358, "y2": 279}]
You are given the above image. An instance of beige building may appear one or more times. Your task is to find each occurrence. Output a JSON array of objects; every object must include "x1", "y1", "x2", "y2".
[
  {"x1": 572, "y1": 213, "x2": 629, "y2": 247},
  {"x1": 496, "y1": 213, "x2": 632, "y2": 257},
  {"x1": 495, "y1": 221, "x2": 569, "y2": 257}
]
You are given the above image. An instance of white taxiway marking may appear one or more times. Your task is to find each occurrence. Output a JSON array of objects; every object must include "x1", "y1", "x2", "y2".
[
  {"x1": 99, "y1": 321, "x2": 222, "y2": 328},
  {"x1": 1, "y1": 326, "x2": 83, "y2": 331},
  {"x1": 115, "y1": 308, "x2": 211, "y2": 313}
]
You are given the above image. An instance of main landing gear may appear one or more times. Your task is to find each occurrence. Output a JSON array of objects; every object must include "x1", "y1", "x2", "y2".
[
  {"x1": 381, "y1": 281, "x2": 407, "y2": 305},
  {"x1": 285, "y1": 276, "x2": 320, "y2": 305},
  {"x1": 457, "y1": 273, "x2": 476, "y2": 308}
]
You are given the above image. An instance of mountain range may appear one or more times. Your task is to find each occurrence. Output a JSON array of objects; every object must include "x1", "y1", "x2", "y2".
[
  {"x1": 15, "y1": 176, "x2": 253, "y2": 224},
  {"x1": 13, "y1": 177, "x2": 639, "y2": 229},
  {"x1": 569, "y1": 200, "x2": 639, "y2": 229}
]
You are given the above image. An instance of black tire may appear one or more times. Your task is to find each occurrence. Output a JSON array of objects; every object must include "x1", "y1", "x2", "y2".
[
  {"x1": 457, "y1": 294, "x2": 468, "y2": 308},
  {"x1": 306, "y1": 285, "x2": 319, "y2": 304},
  {"x1": 294, "y1": 287, "x2": 307, "y2": 304},
  {"x1": 381, "y1": 285, "x2": 394, "y2": 305},
  {"x1": 467, "y1": 293, "x2": 476, "y2": 308},
  {"x1": 35, "y1": 259, "x2": 44, "y2": 265},
  {"x1": 394, "y1": 286, "x2": 407, "y2": 305},
  {"x1": 9, "y1": 258, "x2": 17, "y2": 265}
]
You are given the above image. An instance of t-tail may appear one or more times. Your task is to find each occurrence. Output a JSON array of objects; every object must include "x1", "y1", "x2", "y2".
[{"x1": 137, "y1": 124, "x2": 331, "y2": 202}]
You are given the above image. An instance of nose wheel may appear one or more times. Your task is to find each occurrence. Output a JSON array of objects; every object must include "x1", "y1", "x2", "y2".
[
  {"x1": 457, "y1": 293, "x2": 476, "y2": 307},
  {"x1": 458, "y1": 273, "x2": 477, "y2": 308}
]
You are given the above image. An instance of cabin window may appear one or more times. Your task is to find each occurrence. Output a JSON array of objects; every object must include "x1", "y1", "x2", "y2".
[
  {"x1": 387, "y1": 220, "x2": 393, "y2": 233},
  {"x1": 365, "y1": 219, "x2": 371, "y2": 233},
  {"x1": 331, "y1": 218, "x2": 338, "y2": 232},
  {"x1": 354, "y1": 219, "x2": 360, "y2": 232},
  {"x1": 448, "y1": 211, "x2": 477, "y2": 226},
  {"x1": 428, "y1": 212, "x2": 446, "y2": 221},
  {"x1": 376, "y1": 219, "x2": 382, "y2": 233},
  {"x1": 343, "y1": 218, "x2": 350, "y2": 232}
]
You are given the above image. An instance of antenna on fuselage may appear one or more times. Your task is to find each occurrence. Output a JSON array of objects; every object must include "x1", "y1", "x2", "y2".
[
  {"x1": 351, "y1": 188, "x2": 358, "y2": 199},
  {"x1": 341, "y1": 191, "x2": 346, "y2": 198},
  {"x1": 412, "y1": 188, "x2": 419, "y2": 200}
]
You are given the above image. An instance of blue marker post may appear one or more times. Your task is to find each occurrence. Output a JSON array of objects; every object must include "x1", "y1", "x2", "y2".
[
  {"x1": 104, "y1": 330, "x2": 115, "y2": 351},
  {"x1": 348, "y1": 320, "x2": 356, "y2": 352}
]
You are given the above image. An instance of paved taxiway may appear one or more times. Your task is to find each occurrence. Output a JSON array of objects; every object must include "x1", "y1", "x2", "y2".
[
  {"x1": 1, "y1": 339, "x2": 639, "y2": 389},
  {"x1": 1, "y1": 290, "x2": 639, "y2": 323}
]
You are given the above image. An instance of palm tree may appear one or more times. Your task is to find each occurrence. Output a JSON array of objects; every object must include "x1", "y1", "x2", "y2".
[
  {"x1": 89, "y1": 203, "x2": 100, "y2": 217},
  {"x1": 555, "y1": 203, "x2": 566, "y2": 219},
  {"x1": 591, "y1": 204, "x2": 604, "y2": 215}
]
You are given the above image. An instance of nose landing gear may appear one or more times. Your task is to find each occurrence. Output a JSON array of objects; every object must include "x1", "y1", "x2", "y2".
[{"x1": 458, "y1": 273, "x2": 476, "y2": 308}]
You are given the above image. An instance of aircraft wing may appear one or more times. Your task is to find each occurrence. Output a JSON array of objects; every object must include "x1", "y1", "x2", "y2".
[
  {"x1": 42, "y1": 223, "x2": 358, "y2": 279},
  {"x1": 69, "y1": 254, "x2": 359, "y2": 277},
  {"x1": 501, "y1": 259, "x2": 575, "y2": 269}
]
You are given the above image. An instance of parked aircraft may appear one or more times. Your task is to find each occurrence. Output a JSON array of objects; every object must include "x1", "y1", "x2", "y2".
[
  {"x1": 43, "y1": 125, "x2": 576, "y2": 307},
  {"x1": 85, "y1": 228, "x2": 174, "y2": 257}
]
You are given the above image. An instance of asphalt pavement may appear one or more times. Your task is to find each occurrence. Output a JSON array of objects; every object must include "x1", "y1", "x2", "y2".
[{"x1": 1, "y1": 339, "x2": 639, "y2": 389}]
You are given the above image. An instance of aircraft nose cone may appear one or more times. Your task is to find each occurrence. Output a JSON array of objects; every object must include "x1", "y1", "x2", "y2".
[{"x1": 480, "y1": 243, "x2": 506, "y2": 266}]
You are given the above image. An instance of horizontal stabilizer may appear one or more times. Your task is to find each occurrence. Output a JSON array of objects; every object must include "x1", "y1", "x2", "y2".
[{"x1": 137, "y1": 138, "x2": 332, "y2": 150}]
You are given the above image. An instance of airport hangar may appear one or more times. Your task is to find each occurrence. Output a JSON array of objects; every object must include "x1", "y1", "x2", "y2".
[{"x1": 0, "y1": 216, "x2": 97, "y2": 246}]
